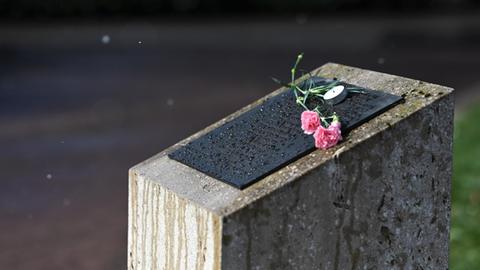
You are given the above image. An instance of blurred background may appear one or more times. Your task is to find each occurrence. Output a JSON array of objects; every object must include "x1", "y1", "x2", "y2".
[{"x1": 1, "y1": 0, "x2": 479, "y2": 269}]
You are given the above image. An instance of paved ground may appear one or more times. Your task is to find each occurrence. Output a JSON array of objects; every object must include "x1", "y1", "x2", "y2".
[{"x1": 1, "y1": 14, "x2": 479, "y2": 269}]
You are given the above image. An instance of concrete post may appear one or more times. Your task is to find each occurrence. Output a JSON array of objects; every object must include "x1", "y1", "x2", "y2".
[{"x1": 128, "y1": 63, "x2": 454, "y2": 270}]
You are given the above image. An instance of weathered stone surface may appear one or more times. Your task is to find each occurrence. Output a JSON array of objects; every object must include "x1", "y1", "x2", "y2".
[{"x1": 128, "y1": 63, "x2": 453, "y2": 269}]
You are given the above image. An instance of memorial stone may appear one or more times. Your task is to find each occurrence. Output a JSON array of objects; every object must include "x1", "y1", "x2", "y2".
[{"x1": 128, "y1": 63, "x2": 454, "y2": 270}]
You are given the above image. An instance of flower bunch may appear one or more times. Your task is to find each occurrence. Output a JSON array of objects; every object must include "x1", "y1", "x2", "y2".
[
  {"x1": 284, "y1": 53, "x2": 343, "y2": 149},
  {"x1": 301, "y1": 111, "x2": 342, "y2": 149}
]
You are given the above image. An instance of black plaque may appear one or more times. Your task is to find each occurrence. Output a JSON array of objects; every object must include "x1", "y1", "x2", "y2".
[{"x1": 168, "y1": 77, "x2": 402, "y2": 189}]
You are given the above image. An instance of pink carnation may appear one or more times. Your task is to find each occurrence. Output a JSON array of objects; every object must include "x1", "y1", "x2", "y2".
[
  {"x1": 313, "y1": 121, "x2": 342, "y2": 149},
  {"x1": 301, "y1": 111, "x2": 320, "y2": 135}
]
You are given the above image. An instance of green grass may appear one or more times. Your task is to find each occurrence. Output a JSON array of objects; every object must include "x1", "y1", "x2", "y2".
[{"x1": 450, "y1": 104, "x2": 480, "y2": 269}]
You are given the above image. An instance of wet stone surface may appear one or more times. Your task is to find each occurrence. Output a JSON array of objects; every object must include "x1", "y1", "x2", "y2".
[{"x1": 169, "y1": 77, "x2": 402, "y2": 189}]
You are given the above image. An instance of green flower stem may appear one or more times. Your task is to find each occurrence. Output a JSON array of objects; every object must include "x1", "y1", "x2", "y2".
[
  {"x1": 290, "y1": 53, "x2": 303, "y2": 85},
  {"x1": 320, "y1": 117, "x2": 330, "y2": 126},
  {"x1": 291, "y1": 80, "x2": 299, "y2": 101},
  {"x1": 332, "y1": 113, "x2": 340, "y2": 123},
  {"x1": 348, "y1": 89, "x2": 366, "y2": 94},
  {"x1": 284, "y1": 53, "x2": 341, "y2": 128},
  {"x1": 303, "y1": 89, "x2": 310, "y2": 106},
  {"x1": 297, "y1": 101, "x2": 309, "y2": 111},
  {"x1": 293, "y1": 85, "x2": 307, "y2": 95}
]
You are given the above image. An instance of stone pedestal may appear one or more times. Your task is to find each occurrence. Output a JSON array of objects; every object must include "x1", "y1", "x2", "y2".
[{"x1": 128, "y1": 63, "x2": 454, "y2": 270}]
